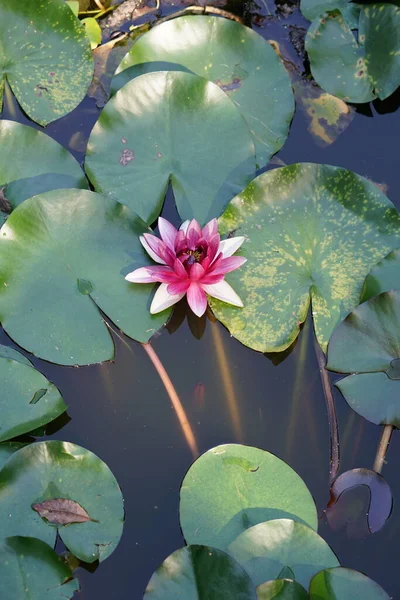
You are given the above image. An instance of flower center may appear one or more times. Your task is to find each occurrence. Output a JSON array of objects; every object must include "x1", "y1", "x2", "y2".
[{"x1": 187, "y1": 249, "x2": 202, "y2": 263}]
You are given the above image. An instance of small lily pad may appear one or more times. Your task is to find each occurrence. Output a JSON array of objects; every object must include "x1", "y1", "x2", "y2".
[
  {"x1": 0, "y1": 536, "x2": 79, "y2": 599},
  {"x1": 180, "y1": 444, "x2": 317, "y2": 552},
  {"x1": 228, "y1": 519, "x2": 339, "y2": 588},
  {"x1": 144, "y1": 545, "x2": 257, "y2": 599},
  {"x1": 300, "y1": 0, "x2": 360, "y2": 28},
  {"x1": 257, "y1": 579, "x2": 308, "y2": 599},
  {"x1": 0, "y1": 0, "x2": 93, "y2": 125},
  {"x1": 0, "y1": 441, "x2": 124, "y2": 563},
  {"x1": 0, "y1": 346, "x2": 67, "y2": 442},
  {"x1": 309, "y1": 567, "x2": 390, "y2": 599},
  {"x1": 362, "y1": 247, "x2": 400, "y2": 301}
]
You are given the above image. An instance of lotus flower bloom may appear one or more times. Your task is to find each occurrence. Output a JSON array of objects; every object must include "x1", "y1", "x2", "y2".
[{"x1": 126, "y1": 217, "x2": 247, "y2": 317}]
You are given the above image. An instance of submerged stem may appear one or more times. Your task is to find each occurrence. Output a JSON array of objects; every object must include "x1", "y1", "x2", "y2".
[
  {"x1": 373, "y1": 425, "x2": 394, "y2": 474},
  {"x1": 142, "y1": 342, "x2": 199, "y2": 459},
  {"x1": 314, "y1": 336, "x2": 340, "y2": 483}
]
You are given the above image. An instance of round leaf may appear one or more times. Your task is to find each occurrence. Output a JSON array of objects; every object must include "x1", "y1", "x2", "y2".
[
  {"x1": 309, "y1": 567, "x2": 390, "y2": 599},
  {"x1": 85, "y1": 71, "x2": 255, "y2": 225},
  {"x1": 257, "y1": 580, "x2": 308, "y2": 599},
  {"x1": 144, "y1": 545, "x2": 257, "y2": 600},
  {"x1": 363, "y1": 247, "x2": 400, "y2": 301},
  {"x1": 180, "y1": 444, "x2": 317, "y2": 552},
  {"x1": 0, "y1": 189, "x2": 168, "y2": 365},
  {"x1": 0, "y1": 442, "x2": 26, "y2": 470},
  {"x1": 0, "y1": 0, "x2": 94, "y2": 125},
  {"x1": 0, "y1": 343, "x2": 32, "y2": 366},
  {"x1": 211, "y1": 164, "x2": 400, "y2": 353},
  {"x1": 0, "y1": 536, "x2": 79, "y2": 600},
  {"x1": 305, "y1": 6, "x2": 400, "y2": 103},
  {"x1": 228, "y1": 519, "x2": 339, "y2": 588},
  {"x1": 0, "y1": 120, "x2": 88, "y2": 210},
  {"x1": 0, "y1": 441, "x2": 124, "y2": 562},
  {"x1": 0, "y1": 348, "x2": 67, "y2": 441},
  {"x1": 116, "y1": 15, "x2": 294, "y2": 167},
  {"x1": 300, "y1": 0, "x2": 360, "y2": 27}
]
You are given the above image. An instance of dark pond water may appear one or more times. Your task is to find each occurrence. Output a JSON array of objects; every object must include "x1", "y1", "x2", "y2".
[{"x1": 1, "y1": 1, "x2": 400, "y2": 598}]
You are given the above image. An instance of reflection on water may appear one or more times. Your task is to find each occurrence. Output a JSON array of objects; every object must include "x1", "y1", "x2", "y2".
[{"x1": 1, "y1": 1, "x2": 400, "y2": 598}]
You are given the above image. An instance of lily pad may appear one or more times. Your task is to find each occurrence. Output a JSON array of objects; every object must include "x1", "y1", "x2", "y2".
[
  {"x1": 305, "y1": 5, "x2": 400, "y2": 103},
  {"x1": 300, "y1": 0, "x2": 360, "y2": 28},
  {"x1": 257, "y1": 580, "x2": 308, "y2": 599},
  {"x1": 180, "y1": 444, "x2": 317, "y2": 552},
  {"x1": 211, "y1": 163, "x2": 400, "y2": 353},
  {"x1": 0, "y1": 346, "x2": 67, "y2": 442},
  {"x1": 309, "y1": 567, "x2": 390, "y2": 599},
  {"x1": 327, "y1": 290, "x2": 400, "y2": 425},
  {"x1": 144, "y1": 545, "x2": 257, "y2": 600},
  {"x1": 0, "y1": 189, "x2": 168, "y2": 365},
  {"x1": 0, "y1": 440, "x2": 124, "y2": 562},
  {"x1": 363, "y1": 247, "x2": 400, "y2": 301},
  {"x1": 85, "y1": 70, "x2": 256, "y2": 225},
  {"x1": 0, "y1": 120, "x2": 88, "y2": 210},
  {"x1": 0, "y1": 536, "x2": 79, "y2": 599},
  {"x1": 228, "y1": 519, "x2": 339, "y2": 588},
  {"x1": 0, "y1": 442, "x2": 26, "y2": 470},
  {"x1": 115, "y1": 15, "x2": 294, "y2": 167},
  {"x1": 0, "y1": 0, "x2": 93, "y2": 125}
]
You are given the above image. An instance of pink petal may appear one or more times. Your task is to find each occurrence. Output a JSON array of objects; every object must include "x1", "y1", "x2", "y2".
[
  {"x1": 143, "y1": 233, "x2": 167, "y2": 260},
  {"x1": 180, "y1": 220, "x2": 190, "y2": 233},
  {"x1": 218, "y1": 236, "x2": 245, "y2": 258},
  {"x1": 168, "y1": 280, "x2": 191, "y2": 295},
  {"x1": 201, "y1": 280, "x2": 243, "y2": 307},
  {"x1": 158, "y1": 217, "x2": 178, "y2": 251},
  {"x1": 173, "y1": 258, "x2": 188, "y2": 279},
  {"x1": 207, "y1": 234, "x2": 221, "y2": 265},
  {"x1": 186, "y1": 219, "x2": 202, "y2": 247},
  {"x1": 140, "y1": 236, "x2": 166, "y2": 265},
  {"x1": 125, "y1": 265, "x2": 179, "y2": 283},
  {"x1": 150, "y1": 283, "x2": 185, "y2": 314},
  {"x1": 125, "y1": 267, "x2": 156, "y2": 283},
  {"x1": 187, "y1": 282, "x2": 208, "y2": 317},
  {"x1": 209, "y1": 256, "x2": 247, "y2": 276},
  {"x1": 199, "y1": 273, "x2": 225, "y2": 285},
  {"x1": 175, "y1": 230, "x2": 186, "y2": 253},
  {"x1": 202, "y1": 218, "x2": 218, "y2": 240},
  {"x1": 189, "y1": 262, "x2": 205, "y2": 281}
]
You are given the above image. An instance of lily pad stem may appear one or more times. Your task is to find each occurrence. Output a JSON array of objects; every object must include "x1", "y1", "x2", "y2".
[
  {"x1": 373, "y1": 425, "x2": 393, "y2": 474},
  {"x1": 142, "y1": 342, "x2": 199, "y2": 458},
  {"x1": 314, "y1": 336, "x2": 340, "y2": 483}
]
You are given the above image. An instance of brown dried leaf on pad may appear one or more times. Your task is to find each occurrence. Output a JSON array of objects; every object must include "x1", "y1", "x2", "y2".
[{"x1": 32, "y1": 498, "x2": 97, "y2": 525}]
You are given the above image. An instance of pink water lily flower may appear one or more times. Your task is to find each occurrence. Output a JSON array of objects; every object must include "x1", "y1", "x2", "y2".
[{"x1": 126, "y1": 217, "x2": 247, "y2": 317}]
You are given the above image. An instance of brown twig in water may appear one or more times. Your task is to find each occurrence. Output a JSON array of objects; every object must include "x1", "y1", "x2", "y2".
[
  {"x1": 156, "y1": 5, "x2": 244, "y2": 27},
  {"x1": 142, "y1": 342, "x2": 199, "y2": 458},
  {"x1": 314, "y1": 336, "x2": 340, "y2": 483},
  {"x1": 373, "y1": 425, "x2": 394, "y2": 474}
]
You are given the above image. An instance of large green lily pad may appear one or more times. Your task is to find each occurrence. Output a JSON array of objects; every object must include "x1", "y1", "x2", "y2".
[
  {"x1": 180, "y1": 444, "x2": 317, "y2": 552},
  {"x1": 0, "y1": 189, "x2": 168, "y2": 365},
  {"x1": 0, "y1": 536, "x2": 79, "y2": 599},
  {"x1": 305, "y1": 5, "x2": 400, "y2": 103},
  {"x1": 228, "y1": 519, "x2": 339, "y2": 588},
  {"x1": 300, "y1": 0, "x2": 360, "y2": 28},
  {"x1": 0, "y1": 442, "x2": 26, "y2": 470},
  {"x1": 85, "y1": 70, "x2": 256, "y2": 225},
  {"x1": 256, "y1": 579, "x2": 308, "y2": 599},
  {"x1": 327, "y1": 290, "x2": 400, "y2": 425},
  {"x1": 144, "y1": 545, "x2": 257, "y2": 600},
  {"x1": 0, "y1": 0, "x2": 93, "y2": 125},
  {"x1": 0, "y1": 441, "x2": 124, "y2": 562},
  {"x1": 363, "y1": 247, "x2": 400, "y2": 301},
  {"x1": 0, "y1": 120, "x2": 87, "y2": 213},
  {"x1": 309, "y1": 567, "x2": 390, "y2": 599},
  {"x1": 0, "y1": 345, "x2": 67, "y2": 442},
  {"x1": 115, "y1": 15, "x2": 294, "y2": 167},
  {"x1": 211, "y1": 164, "x2": 400, "y2": 353}
]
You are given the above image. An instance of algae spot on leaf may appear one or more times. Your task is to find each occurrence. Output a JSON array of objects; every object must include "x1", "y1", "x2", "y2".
[{"x1": 32, "y1": 498, "x2": 96, "y2": 525}]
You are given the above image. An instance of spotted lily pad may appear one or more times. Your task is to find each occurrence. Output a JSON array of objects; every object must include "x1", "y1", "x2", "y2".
[
  {"x1": 327, "y1": 290, "x2": 400, "y2": 425},
  {"x1": 309, "y1": 567, "x2": 390, "y2": 599},
  {"x1": 85, "y1": 71, "x2": 256, "y2": 225},
  {"x1": 0, "y1": 441, "x2": 124, "y2": 562},
  {"x1": 144, "y1": 545, "x2": 257, "y2": 599},
  {"x1": 0, "y1": 189, "x2": 168, "y2": 365},
  {"x1": 228, "y1": 519, "x2": 339, "y2": 588},
  {"x1": 0, "y1": 0, "x2": 93, "y2": 125},
  {"x1": 0, "y1": 345, "x2": 67, "y2": 442},
  {"x1": 0, "y1": 120, "x2": 88, "y2": 211},
  {"x1": 305, "y1": 5, "x2": 400, "y2": 103},
  {"x1": 300, "y1": 0, "x2": 360, "y2": 28},
  {"x1": 115, "y1": 15, "x2": 294, "y2": 167},
  {"x1": 211, "y1": 164, "x2": 400, "y2": 353},
  {"x1": 0, "y1": 536, "x2": 79, "y2": 599},
  {"x1": 180, "y1": 444, "x2": 317, "y2": 552},
  {"x1": 256, "y1": 580, "x2": 308, "y2": 599}
]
